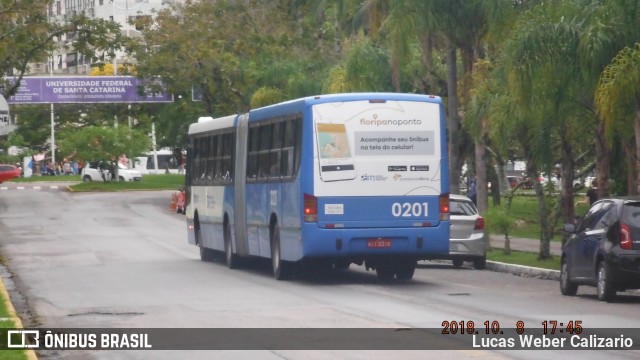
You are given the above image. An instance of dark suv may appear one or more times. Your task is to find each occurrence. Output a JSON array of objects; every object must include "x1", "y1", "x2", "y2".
[{"x1": 561, "y1": 198, "x2": 640, "y2": 302}]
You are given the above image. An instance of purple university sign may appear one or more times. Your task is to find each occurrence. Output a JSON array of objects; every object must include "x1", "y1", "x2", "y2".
[{"x1": 7, "y1": 76, "x2": 173, "y2": 104}]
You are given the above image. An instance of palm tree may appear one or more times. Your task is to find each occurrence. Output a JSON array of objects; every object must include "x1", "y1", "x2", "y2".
[{"x1": 595, "y1": 44, "x2": 640, "y2": 194}]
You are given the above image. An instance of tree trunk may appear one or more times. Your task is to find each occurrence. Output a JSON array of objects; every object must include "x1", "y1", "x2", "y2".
[
  {"x1": 527, "y1": 161, "x2": 551, "y2": 260},
  {"x1": 475, "y1": 134, "x2": 488, "y2": 215},
  {"x1": 419, "y1": 34, "x2": 433, "y2": 93},
  {"x1": 623, "y1": 140, "x2": 637, "y2": 195},
  {"x1": 635, "y1": 114, "x2": 640, "y2": 195},
  {"x1": 595, "y1": 121, "x2": 610, "y2": 198},
  {"x1": 446, "y1": 40, "x2": 460, "y2": 194},
  {"x1": 504, "y1": 234, "x2": 511, "y2": 255},
  {"x1": 559, "y1": 131, "x2": 574, "y2": 247}
]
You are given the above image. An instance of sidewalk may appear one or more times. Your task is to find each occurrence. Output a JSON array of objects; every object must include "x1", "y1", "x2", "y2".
[{"x1": 489, "y1": 234, "x2": 562, "y2": 257}]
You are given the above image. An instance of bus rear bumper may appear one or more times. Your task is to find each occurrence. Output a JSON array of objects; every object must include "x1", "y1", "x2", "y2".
[{"x1": 301, "y1": 224, "x2": 450, "y2": 260}]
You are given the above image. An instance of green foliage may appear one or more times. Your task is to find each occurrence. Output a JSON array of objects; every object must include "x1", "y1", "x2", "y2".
[
  {"x1": 0, "y1": 292, "x2": 28, "y2": 360},
  {"x1": 129, "y1": 0, "x2": 320, "y2": 115},
  {"x1": 489, "y1": 195, "x2": 566, "y2": 242},
  {"x1": 12, "y1": 175, "x2": 81, "y2": 183},
  {"x1": 57, "y1": 125, "x2": 150, "y2": 164},
  {"x1": 1, "y1": 1, "x2": 125, "y2": 98},
  {"x1": 484, "y1": 205, "x2": 517, "y2": 237},
  {"x1": 250, "y1": 87, "x2": 286, "y2": 108}
]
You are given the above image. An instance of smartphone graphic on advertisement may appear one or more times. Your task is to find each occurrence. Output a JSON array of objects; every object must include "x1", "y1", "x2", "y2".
[{"x1": 316, "y1": 123, "x2": 357, "y2": 181}]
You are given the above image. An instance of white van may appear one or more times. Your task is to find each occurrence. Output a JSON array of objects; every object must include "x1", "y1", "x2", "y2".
[{"x1": 134, "y1": 149, "x2": 184, "y2": 174}]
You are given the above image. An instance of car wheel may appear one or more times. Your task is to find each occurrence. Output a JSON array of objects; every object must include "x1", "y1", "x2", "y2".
[
  {"x1": 119, "y1": 176, "x2": 125, "y2": 182},
  {"x1": 473, "y1": 255, "x2": 486, "y2": 270},
  {"x1": 395, "y1": 261, "x2": 416, "y2": 281},
  {"x1": 560, "y1": 258, "x2": 578, "y2": 296},
  {"x1": 597, "y1": 262, "x2": 616, "y2": 302},
  {"x1": 82, "y1": 175, "x2": 92, "y2": 182},
  {"x1": 271, "y1": 224, "x2": 292, "y2": 280},
  {"x1": 224, "y1": 221, "x2": 237, "y2": 269},
  {"x1": 452, "y1": 258, "x2": 464, "y2": 268}
]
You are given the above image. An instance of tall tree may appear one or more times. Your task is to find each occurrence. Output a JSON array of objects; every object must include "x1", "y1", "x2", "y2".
[
  {"x1": 129, "y1": 0, "x2": 320, "y2": 116},
  {"x1": 1, "y1": 0, "x2": 124, "y2": 97},
  {"x1": 595, "y1": 44, "x2": 640, "y2": 194}
]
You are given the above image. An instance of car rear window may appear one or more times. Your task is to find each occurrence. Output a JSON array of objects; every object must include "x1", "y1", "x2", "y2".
[
  {"x1": 450, "y1": 199, "x2": 477, "y2": 216},
  {"x1": 622, "y1": 202, "x2": 640, "y2": 226}
]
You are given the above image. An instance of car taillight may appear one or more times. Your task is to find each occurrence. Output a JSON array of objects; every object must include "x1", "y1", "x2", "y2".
[
  {"x1": 304, "y1": 193, "x2": 317, "y2": 222},
  {"x1": 439, "y1": 193, "x2": 449, "y2": 220},
  {"x1": 620, "y1": 223, "x2": 633, "y2": 250},
  {"x1": 474, "y1": 217, "x2": 485, "y2": 230}
]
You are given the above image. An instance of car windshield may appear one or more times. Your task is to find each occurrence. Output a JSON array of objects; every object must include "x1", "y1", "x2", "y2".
[{"x1": 450, "y1": 199, "x2": 477, "y2": 216}]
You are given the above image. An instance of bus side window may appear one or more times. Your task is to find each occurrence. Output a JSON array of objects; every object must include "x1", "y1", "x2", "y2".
[
  {"x1": 269, "y1": 121, "x2": 283, "y2": 179},
  {"x1": 257, "y1": 124, "x2": 272, "y2": 180},
  {"x1": 221, "y1": 131, "x2": 234, "y2": 182},
  {"x1": 281, "y1": 115, "x2": 301, "y2": 179},
  {"x1": 211, "y1": 134, "x2": 219, "y2": 181}
]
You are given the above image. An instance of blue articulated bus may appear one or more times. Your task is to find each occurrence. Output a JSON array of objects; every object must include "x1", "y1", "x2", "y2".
[{"x1": 185, "y1": 93, "x2": 450, "y2": 280}]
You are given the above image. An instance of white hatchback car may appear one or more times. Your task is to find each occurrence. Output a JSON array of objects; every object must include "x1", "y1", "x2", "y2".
[
  {"x1": 81, "y1": 162, "x2": 143, "y2": 182},
  {"x1": 449, "y1": 194, "x2": 487, "y2": 269}
]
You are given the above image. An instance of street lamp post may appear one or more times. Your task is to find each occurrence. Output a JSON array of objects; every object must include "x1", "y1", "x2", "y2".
[{"x1": 50, "y1": 56, "x2": 55, "y2": 167}]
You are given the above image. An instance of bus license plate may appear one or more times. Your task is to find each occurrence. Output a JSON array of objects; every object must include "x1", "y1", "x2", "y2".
[{"x1": 368, "y1": 239, "x2": 392, "y2": 248}]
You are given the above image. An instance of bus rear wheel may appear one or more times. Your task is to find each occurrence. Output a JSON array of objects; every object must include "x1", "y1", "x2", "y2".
[
  {"x1": 224, "y1": 222, "x2": 238, "y2": 269},
  {"x1": 375, "y1": 264, "x2": 395, "y2": 280},
  {"x1": 271, "y1": 224, "x2": 292, "y2": 280},
  {"x1": 396, "y1": 261, "x2": 416, "y2": 281},
  {"x1": 196, "y1": 218, "x2": 214, "y2": 262}
]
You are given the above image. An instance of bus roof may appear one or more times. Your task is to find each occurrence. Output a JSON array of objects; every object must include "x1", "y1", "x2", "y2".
[
  {"x1": 189, "y1": 93, "x2": 442, "y2": 132},
  {"x1": 248, "y1": 92, "x2": 442, "y2": 122},
  {"x1": 188, "y1": 114, "x2": 238, "y2": 135}
]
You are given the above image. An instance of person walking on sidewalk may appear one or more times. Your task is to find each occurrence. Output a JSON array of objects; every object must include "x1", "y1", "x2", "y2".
[
  {"x1": 468, "y1": 177, "x2": 477, "y2": 206},
  {"x1": 576, "y1": 179, "x2": 598, "y2": 208}
]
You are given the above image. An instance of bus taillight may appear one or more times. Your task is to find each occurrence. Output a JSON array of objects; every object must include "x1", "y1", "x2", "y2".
[
  {"x1": 439, "y1": 193, "x2": 450, "y2": 221},
  {"x1": 304, "y1": 193, "x2": 318, "y2": 222}
]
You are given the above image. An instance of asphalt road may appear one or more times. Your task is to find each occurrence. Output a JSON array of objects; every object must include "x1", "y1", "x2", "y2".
[{"x1": 0, "y1": 188, "x2": 639, "y2": 359}]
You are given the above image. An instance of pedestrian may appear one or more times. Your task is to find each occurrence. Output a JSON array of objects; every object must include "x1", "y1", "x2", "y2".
[
  {"x1": 576, "y1": 179, "x2": 598, "y2": 208},
  {"x1": 468, "y1": 177, "x2": 477, "y2": 205}
]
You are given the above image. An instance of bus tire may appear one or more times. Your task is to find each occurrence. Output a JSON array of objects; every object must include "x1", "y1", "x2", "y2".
[
  {"x1": 224, "y1": 221, "x2": 238, "y2": 269},
  {"x1": 271, "y1": 224, "x2": 292, "y2": 280},
  {"x1": 376, "y1": 264, "x2": 395, "y2": 280},
  {"x1": 196, "y1": 217, "x2": 214, "y2": 262},
  {"x1": 396, "y1": 261, "x2": 416, "y2": 281},
  {"x1": 333, "y1": 260, "x2": 350, "y2": 271}
]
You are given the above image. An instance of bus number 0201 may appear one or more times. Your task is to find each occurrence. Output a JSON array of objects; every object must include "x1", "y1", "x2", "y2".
[{"x1": 391, "y1": 202, "x2": 428, "y2": 217}]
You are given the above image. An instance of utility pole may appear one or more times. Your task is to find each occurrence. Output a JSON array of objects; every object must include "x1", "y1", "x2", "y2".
[{"x1": 50, "y1": 56, "x2": 55, "y2": 167}]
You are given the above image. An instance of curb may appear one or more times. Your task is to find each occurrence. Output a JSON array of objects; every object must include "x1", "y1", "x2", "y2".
[
  {"x1": 486, "y1": 261, "x2": 560, "y2": 281},
  {"x1": 0, "y1": 277, "x2": 38, "y2": 360}
]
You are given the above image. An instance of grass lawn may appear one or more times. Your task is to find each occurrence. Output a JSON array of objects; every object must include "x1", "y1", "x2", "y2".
[
  {"x1": 0, "y1": 288, "x2": 29, "y2": 360},
  {"x1": 11, "y1": 174, "x2": 81, "y2": 182},
  {"x1": 69, "y1": 174, "x2": 184, "y2": 192},
  {"x1": 489, "y1": 194, "x2": 589, "y2": 242},
  {"x1": 10, "y1": 174, "x2": 185, "y2": 192}
]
